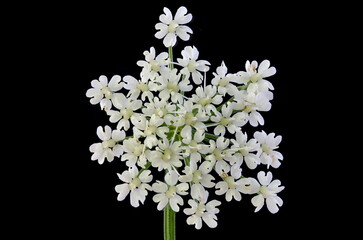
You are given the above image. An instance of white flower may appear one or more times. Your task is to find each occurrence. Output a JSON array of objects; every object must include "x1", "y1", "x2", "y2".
[
  {"x1": 142, "y1": 97, "x2": 176, "y2": 118},
  {"x1": 211, "y1": 61, "x2": 242, "y2": 96},
  {"x1": 232, "y1": 88, "x2": 271, "y2": 127},
  {"x1": 184, "y1": 186, "x2": 221, "y2": 229},
  {"x1": 251, "y1": 171, "x2": 284, "y2": 214},
  {"x1": 238, "y1": 60, "x2": 276, "y2": 89},
  {"x1": 181, "y1": 130, "x2": 209, "y2": 162},
  {"x1": 131, "y1": 114, "x2": 169, "y2": 148},
  {"x1": 152, "y1": 170, "x2": 189, "y2": 212},
  {"x1": 115, "y1": 166, "x2": 153, "y2": 208},
  {"x1": 210, "y1": 103, "x2": 248, "y2": 136},
  {"x1": 191, "y1": 86, "x2": 222, "y2": 115},
  {"x1": 254, "y1": 131, "x2": 283, "y2": 168},
  {"x1": 215, "y1": 164, "x2": 248, "y2": 202},
  {"x1": 146, "y1": 138, "x2": 182, "y2": 171},
  {"x1": 151, "y1": 68, "x2": 192, "y2": 103},
  {"x1": 107, "y1": 93, "x2": 142, "y2": 130},
  {"x1": 177, "y1": 46, "x2": 210, "y2": 85},
  {"x1": 205, "y1": 137, "x2": 234, "y2": 175},
  {"x1": 136, "y1": 47, "x2": 169, "y2": 81},
  {"x1": 89, "y1": 126, "x2": 125, "y2": 164},
  {"x1": 123, "y1": 75, "x2": 153, "y2": 101},
  {"x1": 86, "y1": 75, "x2": 124, "y2": 111},
  {"x1": 121, "y1": 137, "x2": 146, "y2": 168},
  {"x1": 231, "y1": 132, "x2": 260, "y2": 169},
  {"x1": 179, "y1": 159, "x2": 215, "y2": 188},
  {"x1": 155, "y1": 6, "x2": 193, "y2": 47},
  {"x1": 170, "y1": 100, "x2": 207, "y2": 137}
]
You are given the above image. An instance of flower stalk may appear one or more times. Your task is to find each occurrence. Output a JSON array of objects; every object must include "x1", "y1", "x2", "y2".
[{"x1": 164, "y1": 203, "x2": 176, "y2": 240}]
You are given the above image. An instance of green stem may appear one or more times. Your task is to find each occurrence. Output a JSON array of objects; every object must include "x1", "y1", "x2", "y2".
[
  {"x1": 168, "y1": 46, "x2": 174, "y2": 69},
  {"x1": 164, "y1": 203, "x2": 176, "y2": 240}
]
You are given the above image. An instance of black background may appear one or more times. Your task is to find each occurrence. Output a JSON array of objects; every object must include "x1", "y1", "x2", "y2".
[{"x1": 13, "y1": 0, "x2": 345, "y2": 238}]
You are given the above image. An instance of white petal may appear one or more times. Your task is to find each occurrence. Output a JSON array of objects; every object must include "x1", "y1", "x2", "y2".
[
  {"x1": 109, "y1": 75, "x2": 123, "y2": 91},
  {"x1": 258, "y1": 60, "x2": 270, "y2": 73},
  {"x1": 202, "y1": 214, "x2": 218, "y2": 228},
  {"x1": 160, "y1": 7, "x2": 173, "y2": 24},
  {"x1": 152, "y1": 181, "x2": 168, "y2": 193},
  {"x1": 251, "y1": 194, "x2": 264, "y2": 212},
  {"x1": 266, "y1": 196, "x2": 282, "y2": 214},
  {"x1": 115, "y1": 184, "x2": 130, "y2": 201},
  {"x1": 163, "y1": 33, "x2": 176, "y2": 47}
]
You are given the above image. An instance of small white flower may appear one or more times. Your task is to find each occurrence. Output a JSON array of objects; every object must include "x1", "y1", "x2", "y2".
[
  {"x1": 179, "y1": 159, "x2": 215, "y2": 188},
  {"x1": 121, "y1": 137, "x2": 146, "y2": 168},
  {"x1": 251, "y1": 171, "x2": 284, "y2": 214},
  {"x1": 205, "y1": 137, "x2": 234, "y2": 175},
  {"x1": 232, "y1": 88, "x2": 271, "y2": 127},
  {"x1": 254, "y1": 131, "x2": 283, "y2": 168},
  {"x1": 231, "y1": 132, "x2": 260, "y2": 169},
  {"x1": 115, "y1": 166, "x2": 153, "y2": 208},
  {"x1": 146, "y1": 138, "x2": 183, "y2": 171},
  {"x1": 210, "y1": 103, "x2": 248, "y2": 136},
  {"x1": 136, "y1": 47, "x2": 169, "y2": 81},
  {"x1": 170, "y1": 100, "x2": 207, "y2": 137},
  {"x1": 191, "y1": 86, "x2": 222, "y2": 115},
  {"x1": 152, "y1": 170, "x2": 189, "y2": 212},
  {"x1": 86, "y1": 75, "x2": 124, "y2": 111},
  {"x1": 215, "y1": 164, "x2": 247, "y2": 202},
  {"x1": 107, "y1": 93, "x2": 142, "y2": 130},
  {"x1": 238, "y1": 60, "x2": 276, "y2": 87},
  {"x1": 155, "y1": 6, "x2": 193, "y2": 47},
  {"x1": 123, "y1": 75, "x2": 153, "y2": 101},
  {"x1": 89, "y1": 126, "x2": 125, "y2": 164},
  {"x1": 177, "y1": 46, "x2": 210, "y2": 85},
  {"x1": 142, "y1": 97, "x2": 176, "y2": 118},
  {"x1": 211, "y1": 61, "x2": 242, "y2": 96},
  {"x1": 131, "y1": 114, "x2": 169, "y2": 148},
  {"x1": 151, "y1": 68, "x2": 192, "y2": 103},
  {"x1": 184, "y1": 186, "x2": 221, "y2": 229},
  {"x1": 181, "y1": 130, "x2": 209, "y2": 162}
]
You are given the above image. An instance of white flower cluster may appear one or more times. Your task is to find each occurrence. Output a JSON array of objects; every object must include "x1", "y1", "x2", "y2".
[{"x1": 86, "y1": 6, "x2": 285, "y2": 230}]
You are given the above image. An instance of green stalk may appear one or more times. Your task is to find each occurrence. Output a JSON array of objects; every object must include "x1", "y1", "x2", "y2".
[
  {"x1": 168, "y1": 46, "x2": 174, "y2": 69},
  {"x1": 164, "y1": 203, "x2": 176, "y2": 240}
]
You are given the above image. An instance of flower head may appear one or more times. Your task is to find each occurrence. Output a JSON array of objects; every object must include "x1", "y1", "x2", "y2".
[
  {"x1": 251, "y1": 171, "x2": 284, "y2": 213},
  {"x1": 155, "y1": 6, "x2": 193, "y2": 47},
  {"x1": 115, "y1": 166, "x2": 153, "y2": 207}
]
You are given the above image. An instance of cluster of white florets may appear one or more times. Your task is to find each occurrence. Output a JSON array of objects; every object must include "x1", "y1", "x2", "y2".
[{"x1": 86, "y1": 6, "x2": 284, "y2": 230}]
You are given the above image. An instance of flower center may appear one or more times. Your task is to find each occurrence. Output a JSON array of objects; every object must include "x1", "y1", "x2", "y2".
[
  {"x1": 187, "y1": 60, "x2": 198, "y2": 72},
  {"x1": 192, "y1": 170, "x2": 203, "y2": 183},
  {"x1": 145, "y1": 125, "x2": 157, "y2": 136},
  {"x1": 129, "y1": 177, "x2": 141, "y2": 190},
  {"x1": 154, "y1": 108, "x2": 168, "y2": 117},
  {"x1": 120, "y1": 109, "x2": 133, "y2": 120},
  {"x1": 239, "y1": 147, "x2": 249, "y2": 156},
  {"x1": 250, "y1": 73, "x2": 262, "y2": 83},
  {"x1": 220, "y1": 117, "x2": 231, "y2": 126},
  {"x1": 133, "y1": 144, "x2": 144, "y2": 157},
  {"x1": 260, "y1": 186, "x2": 272, "y2": 198},
  {"x1": 219, "y1": 77, "x2": 230, "y2": 87},
  {"x1": 165, "y1": 185, "x2": 177, "y2": 198},
  {"x1": 198, "y1": 97, "x2": 212, "y2": 106},
  {"x1": 261, "y1": 144, "x2": 272, "y2": 154},
  {"x1": 162, "y1": 148, "x2": 173, "y2": 162},
  {"x1": 196, "y1": 204, "x2": 206, "y2": 217},
  {"x1": 102, "y1": 139, "x2": 116, "y2": 149},
  {"x1": 101, "y1": 87, "x2": 112, "y2": 99},
  {"x1": 137, "y1": 82, "x2": 149, "y2": 92},
  {"x1": 167, "y1": 81, "x2": 180, "y2": 92},
  {"x1": 225, "y1": 176, "x2": 236, "y2": 189},
  {"x1": 168, "y1": 20, "x2": 179, "y2": 33},
  {"x1": 150, "y1": 60, "x2": 161, "y2": 72},
  {"x1": 213, "y1": 148, "x2": 223, "y2": 161},
  {"x1": 189, "y1": 140, "x2": 199, "y2": 153},
  {"x1": 185, "y1": 112, "x2": 197, "y2": 125}
]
